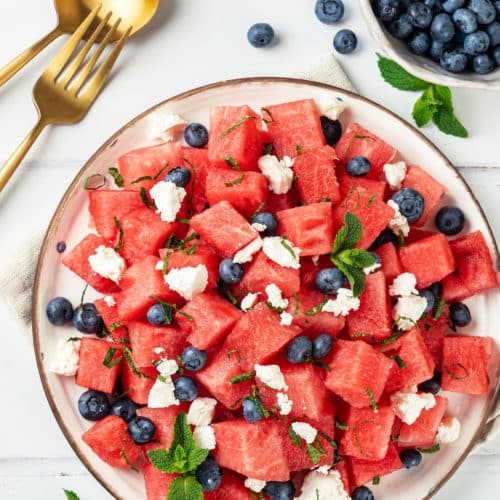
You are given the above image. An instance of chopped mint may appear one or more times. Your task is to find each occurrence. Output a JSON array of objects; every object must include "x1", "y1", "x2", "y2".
[
  {"x1": 113, "y1": 217, "x2": 124, "y2": 251},
  {"x1": 108, "y1": 167, "x2": 123, "y2": 187}
]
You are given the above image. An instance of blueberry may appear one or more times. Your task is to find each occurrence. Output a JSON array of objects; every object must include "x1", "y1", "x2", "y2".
[
  {"x1": 435, "y1": 206, "x2": 465, "y2": 235},
  {"x1": 46, "y1": 297, "x2": 74, "y2": 326},
  {"x1": 320, "y1": 115, "x2": 342, "y2": 146},
  {"x1": 440, "y1": 49, "x2": 469, "y2": 72},
  {"x1": 286, "y1": 335, "x2": 313, "y2": 364},
  {"x1": 312, "y1": 334, "x2": 333, "y2": 359},
  {"x1": 408, "y1": 31, "x2": 431, "y2": 54},
  {"x1": 147, "y1": 303, "x2": 171, "y2": 326},
  {"x1": 247, "y1": 23, "x2": 275, "y2": 48},
  {"x1": 487, "y1": 21, "x2": 500, "y2": 46},
  {"x1": 387, "y1": 13, "x2": 414, "y2": 39},
  {"x1": 333, "y1": 29, "x2": 358, "y2": 54},
  {"x1": 496, "y1": 0, "x2": 500, "y2": 12},
  {"x1": 195, "y1": 457, "x2": 223, "y2": 492},
  {"x1": 442, "y1": 0, "x2": 465, "y2": 12},
  {"x1": 346, "y1": 156, "x2": 371, "y2": 176},
  {"x1": 400, "y1": 449, "x2": 423, "y2": 468},
  {"x1": 370, "y1": 252, "x2": 382, "y2": 265},
  {"x1": 128, "y1": 416, "x2": 155, "y2": 444},
  {"x1": 242, "y1": 397, "x2": 265, "y2": 423},
  {"x1": 181, "y1": 346, "x2": 208, "y2": 371},
  {"x1": 173, "y1": 376, "x2": 198, "y2": 402},
  {"x1": 184, "y1": 123, "x2": 208, "y2": 148},
  {"x1": 420, "y1": 288, "x2": 436, "y2": 313},
  {"x1": 352, "y1": 486, "x2": 375, "y2": 500},
  {"x1": 391, "y1": 188, "x2": 425, "y2": 223},
  {"x1": 56, "y1": 241, "x2": 67, "y2": 253},
  {"x1": 110, "y1": 398, "x2": 139, "y2": 423},
  {"x1": 73, "y1": 303, "x2": 103, "y2": 334},
  {"x1": 263, "y1": 481, "x2": 296, "y2": 500},
  {"x1": 431, "y1": 13, "x2": 455, "y2": 42},
  {"x1": 219, "y1": 258, "x2": 244, "y2": 285},
  {"x1": 429, "y1": 40, "x2": 451, "y2": 61},
  {"x1": 408, "y1": 3, "x2": 434, "y2": 28},
  {"x1": 463, "y1": 31, "x2": 490, "y2": 55},
  {"x1": 164, "y1": 166, "x2": 191, "y2": 188},
  {"x1": 315, "y1": 0, "x2": 345, "y2": 24},
  {"x1": 376, "y1": 0, "x2": 401, "y2": 22},
  {"x1": 473, "y1": 53, "x2": 495, "y2": 73},
  {"x1": 428, "y1": 281, "x2": 443, "y2": 298},
  {"x1": 418, "y1": 370, "x2": 442, "y2": 394},
  {"x1": 469, "y1": 0, "x2": 496, "y2": 24},
  {"x1": 78, "y1": 390, "x2": 110, "y2": 421},
  {"x1": 370, "y1": 228, "x2": 398, "y2": 249},
  {"x1": 452, "y1": 8, "x2": 478, "y2": 34},
  {"x1": 315, "y1": 267, "x2": 347, "y2": 294},
  {"x1": 449, "y1": 302, "x2": 471, "y2": 327},
  {"x1": 250, "y1": 211, "x2": 278, "y2": 236},
  {"x1": 493, "y1": 45, "x2": 500, "y2": 66}
]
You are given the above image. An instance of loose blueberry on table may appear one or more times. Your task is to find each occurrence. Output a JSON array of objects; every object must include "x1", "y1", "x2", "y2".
[{"x1": 247, "y1": 22, "x2": 275, "y2": 48}]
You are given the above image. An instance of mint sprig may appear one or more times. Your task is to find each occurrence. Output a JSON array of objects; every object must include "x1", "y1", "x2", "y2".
[
  {"x1": 63, "y1": 490, "x2": 80, "y2": 500},
  {"x1": 377, "y1": 54, "x2": 468, "y2": 138}
]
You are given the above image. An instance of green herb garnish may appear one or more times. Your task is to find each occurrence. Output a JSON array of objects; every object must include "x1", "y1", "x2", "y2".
[
  {"x1": 224, "y1": 173, "x2": 245, "y2": 187},
  {"x1": 108, "y1": 167, "x2": 123, "y2": 187},
  {"x1": 261, "y1": 107, "x2": 275, "y2": 123},
  {"x1": 444, "y1": 362, "x2": 469, "y2": 380},
  {"x1": 227, "y1": 348, "x2": 241, "y2": 363},
  {"x1": 352, "y1": 419, "x2": 375, "y2": 456},
  {"x1": 303, "y1": 295, "x2": 329, "y2": 316},
  {"x1": 391, "y1": 355, "x2": 406, "y2": 369},
  {"x1": 113, "y1": 217, "x2": 123, "y2": 251},
  {"x1": 366, "y1": 387, "x2": 378, "y2": 413},
  {"x1": 121, "y1": 438, "x2": 140, "y2": 473},
  {"x1": 229, "y1": 371, "x2": 255, "y2": 385},
  {"x1": 225, "y1": 156, "x2": 242, "y2": 171},
  {"x1": 379, "y1": 331, "x2": 404, "y2": 350},
  {"x1": 416, "y1": 444, "x2": 441, "y2": 453},
  {"x1": 367, "y1": 194, "x2": 377, "y2": 207},
  {"x1": 351, "y1": 333, "x2": 376, "y2": 342},
  {"x1": 63, "y1": 490, "x2": 81, "y2": 500},
  {"x1": 66, "y1": 337, "x2": 82, "y2": 342},
  {"x1": 292, "y1": 292, "x2": 300, "y2": 317},
  {"x1": 296, "y1": 144, "x2": 303, "y2": 155},
  {"x1": 305, "y1": 357, "x2": 331, "y2": 371},
  {"x1": 432, "y1": 298, "x2": 446, "y2": 320},
  {"x1": 122, "y1": 347, "x2": 154, "y2": 379},
  {"x1": 150, "y1": 296, "x2": 174, "y2": 325},
  {"x1": 250, "y1": 201, "x2": 266, "y2": 220},
  {"x1": 280, "y1": 236, "x2": 297, "y2": 260},
  {"x1": 103, "y1": 347, "x2": 123, "y2": 369},
  {"x1": 335, "y1": 417, "x2": 348, "y2": 431},
  {"x1": 140, "y1": 187, "x2": 156, "y2": 209},
  {"x1": 130, "y1": 163, "x2": 169, "y2": 184},
  {"x1": 220, "y1": 115, "x2": 257, "y2": 139},
  {"x1": 263, "y1": 142, "x2": 274, "y2": 155},
  {"x1": 373, "y1": 475, "x2": 380, "y2": 485}
]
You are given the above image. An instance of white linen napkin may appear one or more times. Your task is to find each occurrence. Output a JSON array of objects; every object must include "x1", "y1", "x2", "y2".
[{"x1": 0, "y1": 53, "x2": 498, "y2": 453}]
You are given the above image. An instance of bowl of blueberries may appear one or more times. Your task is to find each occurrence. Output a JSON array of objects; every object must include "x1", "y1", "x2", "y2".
[{"x1": 360, "y1": 0, "x2": 500, "y2": 89}]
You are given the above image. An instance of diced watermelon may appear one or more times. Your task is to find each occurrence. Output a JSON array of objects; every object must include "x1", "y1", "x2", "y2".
[
  {"x1": 339, "y1": 175, "x2": 387, "y2": 200},
  {"x1": 276, "y1": 203, "x2": 334, "y2": 256},
  {"x1": 339, "y1": 406, "x2": 395, "y2": 460},
  {"x1": 299, "y1": 255, "x2": 331, "y2": 289},
  {"x1": 94, "y1": 297, "x2": 129, "y2": 344},
  {"x1": 62, "y1": 234, "x2": 121, "y2": 294},
  {"x1": 176, "y1": 291, "x2": 243, "y2": 350},
  {"x1": 180, "y1": 147, "x2": 210, "y2": 215},
  {"x1": 347, "y1": 271, "x2": 392, "y2": 342},
  {"x1": 212, "y1": 420, "x2": 290, "y2": 481},
  {"x1": 399, "y1": 233, "x2": 455, "y2": 289},
  {"x1": 376, "y1": 242, "x2": 403, "y2": 283},
  {"x1": 441, "y1": 336, "x2": 493, "y2": 395},
  {"x1": 190, "y1": 201, "x2": 258, "y2": 257},
  {"x1": 325, "y1": 340, "x2": 393, "y2": 408},
  {"x1": 334, "y1": 460, "x2": 351, "y2": 494},
  {"x1": 142, "y1": 463, "x2": 176, "y2": 500},
  {"x1": 76, "y1": 338, "x2": 122, "y2": 393},
  {"x1": 205, "y1": 471, "x2": 253, "y2": 500},
  {"x1": 401, "y1": 165, "x2": 446, "y2": 227},
  {"x1": 205, "y1": 167, "x2": 268, "y2": 218},
  {"x1": 398, "y1": 396, "x2": 448, "y2": 448},
  {"x1": 224, "y1": 302, "x2": 301, "y2": 371},
  {"x1": 293, "y1": 146, "x2": 341, "y2": 205},
  {"x1": 442, "y1": 231, "x2": 499, "y2": 302},
  {"x1": 208, "y1": 105, "x2": 262, "y2": 171},
  {"x1": 120, "y1": 363, "x2": 157, "y2": 405},
  {"x1": 82, "y1": 415, "x2": 142, "y2": 468},
  {"x1": 264, "y1": 190, "x2": 300, "y2": 213},
  {"x1": 265, "y1": 99, "x2": 325, "y2": 159},
  {"x1": 418, "y1": 305, "x2": 449, "y2": 367}
]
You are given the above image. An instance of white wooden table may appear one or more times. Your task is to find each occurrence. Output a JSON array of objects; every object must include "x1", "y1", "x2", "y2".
[{"x1": 0, "y1": 1, "x2": 499, "y2": 498}]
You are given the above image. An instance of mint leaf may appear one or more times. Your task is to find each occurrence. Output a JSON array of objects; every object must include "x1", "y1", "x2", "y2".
[
  {"x1": 173, "y1": 444, "x2": 189, "y2": 473},
  {"x1": 336, "y1": 248, "x2": 376, "y2": 269},
  {"x1": 334, "y1": 259, "x2": 366, "y2": 298},
  {"x1": 108, "y1": 167, "x2": 124, "y2": 187},
  {"x1": 63, "y1": 490, "x2": 80, "y2": 500},
  {"x1": 147, "y1": 448, "x2": 179, "y2": 473},
  {"x1": 332, "y1": 212, "x2": 363, "y2": 255},
  {"x1": 412, "y1": 89, "x2": 438, "y2": 127},
  {"x1": 377, "y1": 54, "x2": 429, "y2": 91},
  {"x1": 170, "y1": 412, "x2": 196, "y2": 456},
  {"x1": 306, "y1": 442, "x2": 323, "y2": 465},
  {"x1": 168, "y1": 474, "x2": 203, "y2": 500},
  {"x1": 433, "y1": 107, "x2": 469, "y2": 138},
  {"x1": 288, "y1": 424, "x2": 303, "y2": 450},
  {"x1": 188, "y1": 447, "x2": 210, "y2": 470},
  {"x1": 433, "y1": 84, "x2": 453, "y2": 110}
]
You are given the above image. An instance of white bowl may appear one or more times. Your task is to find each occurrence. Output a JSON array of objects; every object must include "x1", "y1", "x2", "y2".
[{"x1": 359, "y1": 0, "x2": 500, "y2": 90}]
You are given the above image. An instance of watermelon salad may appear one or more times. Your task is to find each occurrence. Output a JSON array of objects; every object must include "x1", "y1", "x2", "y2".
[{"x1": 45, "y1": 96, "x2": 499, "y2": 500}]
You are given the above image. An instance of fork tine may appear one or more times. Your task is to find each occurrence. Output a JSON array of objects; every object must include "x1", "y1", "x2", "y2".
[
  {"x1": 58, "y1": 11, "x2": 112, "y2": 88},
  {"x1": 45, "y1": 4, "x2": 102, "y2": 80}
]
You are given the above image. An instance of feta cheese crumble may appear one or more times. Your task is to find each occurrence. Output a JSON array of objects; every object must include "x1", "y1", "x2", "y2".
[
  {"x1": 389, "y1": 272, "x2": 419, "y2": 297},
  {"x1": 316, "y1": 465, "x2": 331, "y2": 475},
  {"x1": 50, "y1": 338, "x2": 80, "y2": 376},
  {"x1": 255, "y1": 364, "x2": 288, "y2": 391},
  {"x1": 436, "y1": 417, "x2": 461, "y2": 444},
  {"x1": 298, "y1": 469, "x2": 350, "y2": 500},
  {"x1": 164, "y1": 264, "x2": 208, "y2": 300},
  {"x1": 233, "y1": 237, "x2": 263, "y2": 264},
  {"x1": 156, "y1": 358, "x2": 179, "y2": 377},
  {"x1": 280, "y1": 311, "x2": 294, "y2": 326},
  {"x1": 258, "y1": 154, "x2": 295, "y2": 194},
  {"x1": 155, "y1": 259, "x2": 164, "y2": 271},
  {"x1": 393, "y1": 294, "x2": 427, "y2": 331},
  {"x1": 363, "y1": 261, "x2": 382, "y2": 275},
  {"x1": 291, "y1": 421, "x2": 318, "y2": 444},
  {"x1": 317, "y1": 96, "x2": 347, "y2": 121},
  {"x1": 192, "y1": 425, "x2": 216, "y2": 450},
  {"x1": 241, "y1": 292, "x2": 259, "y2": 312},
  {"x1": 388, "y1": 199, "x2": 410, "y2": 237},
  {"x1": 244, "y1": 478, "x2": 267, "y2": 493},
  {"x1": 383, "y1": 161, "x2": 407, "y2": 190},
  {"x1": 251, "y1": 222, "x2": 267, "y2": 232},
  {"x1": 277, "y1": 392, "x2": 293, "y2": 416},
  {"x1": 147, "y1": 111, "x2": 187, "y2": 141},
  {"x1": 150, "y1": 181, "x2": 186, "y2": 222},
  {"x1": 88, "y1": 245, "x2": 125, "y2": 284},
  {"x1": 322, "y1": 288, "x2": 360, "y2": 317},
  {"x1": 103, "y1": 295, "x2": 116, "y2": 307},
  {"x1": 390, "y1": 386, "x2": 436, "y2": 425},
  {"x1": 153, "y1": 347, "x2": 165, "y2": 355},
  {"x1": 148, "y1": 377, "x2": 179, "y2": 408},
  {"x1": 187, "y1": 398, "x2": 217, "y2": 427},
  {"x1": 262, "y1": 236, "x2": 301, "y2": 269},
  {"x1": 265, "y1": 283, "x2": 289, "y2": 310}
]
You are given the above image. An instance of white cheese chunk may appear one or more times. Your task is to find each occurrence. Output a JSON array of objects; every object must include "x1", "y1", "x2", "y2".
[
  {"x1": 244, "y1": 478, "x2": 267, "y2": 493},
  {"x1": 384, "y1": 161, "x2": 407, "y2": 190},
  {"x1": 298, "y1": 469, "x2": 350, "y2": 500},
  {"x1": 153, "y1": 347, "x2": 166, "y2": 355},
  {"x1": 164, "y1": 264, "x2": 208, "y2": 300},
  {"x1": 277, "y1": 392, "x2": 293, "y2": 416},
  {"x1": 291, "y1": 421, "x2": 318, "y2": 444},
  {"x1": 192, "y1": 425, "x2": 216, "y2": 450},
  {"x1": 187, "y1": 398, "x2": 218, "y2": 427},
  {"x1": 265, "y1": 283, "x2": 289, "y2": 310},
  {"x1": 233, "y1": 237, "x2": 263, "y2": 264},
  {"x1": 317, "y1": 96, "x2": 347, "y2": 121},
  {"x1": 258, "y1": 154, "x2": 295, "y2": 194},
  {"x1": 436, "y1": 417, "x2": 461, "y2": 444},
  {"x1": 156, "y1": 358, "x2": 179, "y2": 377},
  {"x1": 393, "y1": 294, "x2": 428, "y2": 331},
  {"x1": 387, "y1": 199, "x2": 410, "y2": 237},
  {"x1": 363, "y1": 261, "x2": 382, "y2": 275},
  {"x1": 148, "y1": 111, "x2": 187, "y2": 141},
  {"x1": 88, "y1": 245, "x2": 125, "y2": 284},
  {"x1": 155, "y1": 259, "x2": 164, "y2": 271},
  {"x1": 315, "y1": 465, "x2": 331, "y2": 475},
  {"x1": 50, "y1": 338, "x2": 80, "y2": 376},
  {"x1": 280, "y1": 311, "x2": 294, "y2": 326},
  {"x1": 322, "y1": 288, "x2": 360, "y2": 317},
  {"x1": 389, "y1": 272, "x2": 419, "y2": 297},
  {"x1": 103, "y1": 295, "x2": 116, "y2": 307},
  {"x1": 241, "y1": 292, "x2": 259, "y2": 312},
  {"x1": 255, "y1": 364, "x2": 288, "y2": 391},
  {"x1": 148, "y1": 376, "x2": 179, "y2": 408},
  {"x1": 262, "y1": 236, "x2": 301, "y2": 269},
  {"x1": 150, "y1": 181, "x2": 187, "y2": 222},
  {"x1": 251, "y1": 222, "x2": 268, "y2": 232},
  {"x1": 390, "y1": 386, "x2": 436, "y2": 425}
]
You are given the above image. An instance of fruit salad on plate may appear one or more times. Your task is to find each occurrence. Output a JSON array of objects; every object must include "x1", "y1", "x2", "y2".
[{"x1": 45, "y1": 96, "x2": 498, "y2": 500}]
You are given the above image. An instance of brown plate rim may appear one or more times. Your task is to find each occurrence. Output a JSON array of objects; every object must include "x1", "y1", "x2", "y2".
[{"x1": 32, "y1": 76, "x2": 500, "y2": 500}]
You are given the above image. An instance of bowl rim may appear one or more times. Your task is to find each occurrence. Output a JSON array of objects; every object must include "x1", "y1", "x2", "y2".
[
  {"x1": 32, "y1": 76, "x2": 500, "y2": 500},
  {"x1": 359, "y1": 0, "x2": 500, "y2": 91}
]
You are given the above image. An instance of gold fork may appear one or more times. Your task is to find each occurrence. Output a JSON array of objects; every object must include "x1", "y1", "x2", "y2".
[{"x1": 0, "y1": 5, "x2": 131, "y2": 192}]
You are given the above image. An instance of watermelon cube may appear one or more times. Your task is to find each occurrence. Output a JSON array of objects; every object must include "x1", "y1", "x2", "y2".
[
  {"x1": 293, "y1": 145, "x2": 341, "y2": 205},
  {"x1": 142, "y1": 463, "x2": 176, "y2": 500},
  {"x1": 401, "y1": 165, "x2": 446, "y2": 226},
  {"x1": 339, "y1": 175, "x2": 387, "y2": 200},
  {"x1": 339, "y1": 405, "x2": 395, "y2": 460},
  {"x1": 334, "y1": 460, "x2": 351, "y2": 494},
  {"x1": 347, "y1": 271, "x2": 392, "y2": 342},
  {"x1": 265, "y1": 99, "x2": 325, "y2": 159},
  {"x1": 208, "y1": 105, "x2": 262, "y2": 171},
  {"x1": 276, "y1": 203, "x2": 334, "y2": 256},
  {"x1": 264, "y1": 190, "x2": 300, "y2": 213},
  {"x1": 442, "y1": 231, "x2": 499, "y2": 302},
  {"x1": 376, "y1": 242, "x2": 403, "y2": 283},
  {"x1": 176, "y1": 291, "x2": 243, "y2": 350},
  {"x1": 212, "y1": 420, "x2": 290, "y2": 481},
  {"x1": 120, "y1": 363, "x2": 157, "y2": 405},
  {"x1": 325, "y1": 340, "x2": 393, "y2": 408},
  {"x1": 62, "y1": 234, "x2": 121, "y2": 294},
  {"x1": 93, "y1": 297, "x2": 129, "y2": 344},
  {"x1": 76, "y1": 338, "x2": 122, "y2": 393},
  {"x1": 404, "y1": 228, "x2": 434, "y2": 245},
  {"x1": 399, "y1": 233, "x2": 455, "y2": 289},
  {"x1": 190, "y1": 201, "x2": 258, "y2": 257},
  {"x1": 180, "y1": 147, "x2": 210, "y2": 216},
  {"x1": 205, "y1": 471, "x2": 253, "y2": 500},
  {"x1": 82, "y1": 415, "x2": 142, "y2": 468},
  {"x1": 441, "y1": 336, "x2": 493, "y2": 395},
  {"x1": 418, "y1": 304, "x2": 449, "y2": 367}
]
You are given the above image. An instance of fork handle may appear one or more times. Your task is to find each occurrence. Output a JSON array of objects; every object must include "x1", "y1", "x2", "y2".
[
  {"x1": 0, "y1": 119, "x2": 46, "y2": 192},
  {"x1": 0, "y1": 27, "x2": 62, "y2": 88}
]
